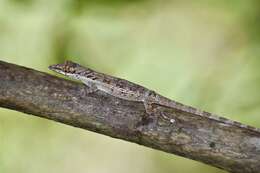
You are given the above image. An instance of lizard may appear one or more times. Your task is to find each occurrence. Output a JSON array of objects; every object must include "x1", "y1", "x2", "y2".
[{"x1": 48, "y1": 60, "x2": 260, "y2": 132}]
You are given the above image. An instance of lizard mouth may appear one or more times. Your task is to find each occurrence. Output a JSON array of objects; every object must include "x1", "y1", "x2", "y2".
[
  {"x1": 48, "y1": 64, "x2": 63, "y2": 72},
  {"x1": 48, "y1": 63, "x2": 67, "y2": 74}
]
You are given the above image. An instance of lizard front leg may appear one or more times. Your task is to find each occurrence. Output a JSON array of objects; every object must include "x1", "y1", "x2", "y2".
[
  {"x1": 86, "y1": 83, "x2": 98, "y2": 94},
  {"x1": 80, "y1": 81, "x2": 99, "y2": 96}
]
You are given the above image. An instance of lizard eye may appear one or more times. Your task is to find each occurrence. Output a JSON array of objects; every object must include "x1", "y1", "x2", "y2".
[
  {"x1": 64, "y1": 65, "x2": 69, "y2": 72},
  {"x1": 69, "y1": 67, "x2": 75, "y2": 73}
]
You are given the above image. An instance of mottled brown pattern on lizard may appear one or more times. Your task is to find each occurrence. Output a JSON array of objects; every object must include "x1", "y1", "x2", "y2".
[{"x1": 49, "y1": 60, "x2": 260, "y2": 132}]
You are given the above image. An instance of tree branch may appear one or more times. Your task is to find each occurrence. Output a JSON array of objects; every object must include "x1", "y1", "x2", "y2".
[{"x1": 0, "y1": 60, "x2": 260, "y2": 173}]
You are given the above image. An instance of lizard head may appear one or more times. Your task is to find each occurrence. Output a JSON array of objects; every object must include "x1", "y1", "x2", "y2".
[{"x1": 48, "y1": 60, "x2": 90, "y2": 77}]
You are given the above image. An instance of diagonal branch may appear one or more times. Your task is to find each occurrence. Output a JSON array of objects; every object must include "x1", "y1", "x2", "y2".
[{"x1": 0, "y1": 60, "x2": 260, "y2": 173}]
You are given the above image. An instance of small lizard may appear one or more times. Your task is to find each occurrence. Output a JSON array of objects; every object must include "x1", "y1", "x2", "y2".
[{"x1": 49, "y1": 60, "x2": 260, "y2": 131}]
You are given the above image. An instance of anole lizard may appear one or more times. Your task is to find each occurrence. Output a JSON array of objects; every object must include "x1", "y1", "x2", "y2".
[{"x1": 49, "y1": 60, "x2": 260, "y2": 131}]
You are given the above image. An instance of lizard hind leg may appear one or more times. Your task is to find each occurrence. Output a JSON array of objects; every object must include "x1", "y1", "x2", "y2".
[
  {"x1": 143, "y1": 100, "x2": 156, "y2": 115},
  {"x1": 143, "y1": 91, "x2": 175, "y2": 124},
  {"x1": 144, "y1": 101, "x2": 175, "y2": 124},
  {"x1": 143, "y1": 90, "x2": 160, "y2": 115}
]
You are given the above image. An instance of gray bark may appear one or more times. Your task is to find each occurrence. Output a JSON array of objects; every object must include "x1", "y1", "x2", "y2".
[{"x1": 0, "y1": 60, "x2": 259, "y2": 173}]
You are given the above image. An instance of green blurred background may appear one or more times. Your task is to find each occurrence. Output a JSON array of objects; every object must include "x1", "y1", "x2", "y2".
[{"x1": 0, "y1": 0, "x2": 260, "y2": 172}]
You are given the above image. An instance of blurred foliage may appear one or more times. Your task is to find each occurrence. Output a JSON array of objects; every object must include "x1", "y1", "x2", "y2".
[
  {"x1": 69, "y1": 0, "x2": 145, "y2": 15},
  {"x1": 0, "y1": 0, "x2": 260, "y2": 173}
]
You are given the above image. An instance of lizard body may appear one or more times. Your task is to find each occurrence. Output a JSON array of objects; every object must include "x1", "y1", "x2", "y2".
[{"x1": 49, "y1": 61, "x2": 260, "y2": 131}]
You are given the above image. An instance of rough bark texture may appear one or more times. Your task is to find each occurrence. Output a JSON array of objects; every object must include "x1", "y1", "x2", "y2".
[{"x1": 0, "y1": 60, "x2": 260, "y2": 173}]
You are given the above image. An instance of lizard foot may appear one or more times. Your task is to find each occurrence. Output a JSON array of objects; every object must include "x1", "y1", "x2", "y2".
[
  {"x1": 144, "y1": 101, "x2": 175, "y2": 124},
  {"x1": 160, "y1": 112, "x2": 175, "y2": 124}
]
